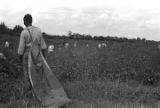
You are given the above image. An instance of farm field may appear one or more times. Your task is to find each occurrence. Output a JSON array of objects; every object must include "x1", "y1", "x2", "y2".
[{"x1": 0, "y1": 34, "x2": 160, "y2": 108}]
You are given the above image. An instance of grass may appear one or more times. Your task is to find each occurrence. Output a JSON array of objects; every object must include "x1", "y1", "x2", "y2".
[
  {"x1": 1, "y1": 34, "x2": 160, "y2": 107},
  {"x1": 3, "y1": 80, "x2": 160, "y2": 108},
  {"x1": 61, "y1": 80, "x2": 160, "y2": 108}
]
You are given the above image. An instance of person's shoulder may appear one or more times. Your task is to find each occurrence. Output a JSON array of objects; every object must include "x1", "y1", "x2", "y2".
[
  {"x1": 20, "y1": 29, "x2": 27, "y2": 35},
  {"x1": 32, "y1": 26, "x2": 41, "y2": 32}
]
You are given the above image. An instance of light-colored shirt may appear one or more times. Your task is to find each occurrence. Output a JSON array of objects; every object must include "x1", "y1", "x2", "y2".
[
  {"x1": 5, "y1": 41, "x2": 9, "y2": 48},
  {"x1": 18, "y1": 26, "x2": 47, "y2": 55}
]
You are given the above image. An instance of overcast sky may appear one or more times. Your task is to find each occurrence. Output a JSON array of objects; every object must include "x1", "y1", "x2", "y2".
[{"x1": 0, "y1": 0, "x2": 160, "y2": 40}]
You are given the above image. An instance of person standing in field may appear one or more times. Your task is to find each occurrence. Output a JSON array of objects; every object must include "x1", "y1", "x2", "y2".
[
  {"x1": 5, "y1": 40, "x2": 9, "y2": 48},
  {"x1": 18, "y1": 14, "x2": 71, "y2": 108}
]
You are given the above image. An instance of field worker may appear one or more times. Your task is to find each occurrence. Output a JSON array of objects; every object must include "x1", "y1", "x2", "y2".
[
  {"x1": 18, "y1": 14, "x2": 70, "y2": 108},
  {"x1": 5, "y1": 40, "x2": 9, "y2": 48},
  {"x1": 86, "y1": 44, "x2": 89, "y2": 47},
  {"x1": 48, "y1": 45, "x2": 54, "y2": 53},
  {"x1": 0, "y1": 53, "x2": 6, "y2": 60},
  {"x1": 65, "y1": 42, "x2": 69, "y2": 48},
  {"x1": 158, "y1": 44, "x2": 160, "y2": 49},
  {"x1": 98, "y1": 43, "x2": 101, "y2": 48},
  {"x1": 73, "y1": 41, "x2": 77, "y2": 47},
  {"x1": 101, "y1": 43, "x2": 107, "y2": 47}
]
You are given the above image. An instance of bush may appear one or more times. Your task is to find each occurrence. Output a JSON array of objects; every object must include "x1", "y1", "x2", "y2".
[
  {"x1": 13, "y1": 25, "x2": 23, "y2": 34},
  {"x1": 0, "y1": 46, "x2": 23, "y2": 103}
]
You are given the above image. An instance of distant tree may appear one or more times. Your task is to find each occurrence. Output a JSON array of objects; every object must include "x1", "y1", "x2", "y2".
[
  {"x1": 119, "y1": 37, "x2": 128, "y2": 42},
  {"x1": 13, "y1": 25, "x2": 23, "y2": 34},
  {"x1": 93, "y1": 36, "x2": 102, "y2": 40},
  {"x1": 142, "y1": 38, "x2": 146, "y2": 42},
  {"x1": 105, "y1": 36, "x2": 112, "y2": 41},
  {"x1": 42, "y1": 32, "x2": 49, "y2": 36},
  {"x1": 0, "y1": 22, "x2": 9, "y2": 34},
  {"x1": 129, "y1": 38, "x2": 137, "y2": 43},
  {"x1": 85, "y1": 34, "x2": 92, "y2": 40},
  {"x1": 68, "y1": 30, "x2": 72, "y2": 37},
  {"x1": 70, "y1": 33, "x2": 81, "y2": 39},
  {"x1": 136, "y1": 37, "x2": 141, "y2": 41}
]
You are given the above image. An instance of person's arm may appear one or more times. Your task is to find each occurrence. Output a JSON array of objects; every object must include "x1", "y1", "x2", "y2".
[
  {"x1": 39, "y1": 31, "x2": 47, "y2": 57},
  {"x1": 18, "y1": 31, "x2": 25, "y2": 65}
]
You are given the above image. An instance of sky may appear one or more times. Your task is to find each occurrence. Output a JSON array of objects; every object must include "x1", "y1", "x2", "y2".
[{"x1": 0, "y1": 0, "x2": 160, "y2": 40}]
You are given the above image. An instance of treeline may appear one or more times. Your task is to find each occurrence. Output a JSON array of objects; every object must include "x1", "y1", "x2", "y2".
[
  {"x1": 0, "y1": 22, "x2": 23, "y2": 36},
  {"x1": 43, "y1": 31, "x2": 155, "y2": 43},
  {"x1": 0, "y1": 22, "x2": 156, "y2": 43}
]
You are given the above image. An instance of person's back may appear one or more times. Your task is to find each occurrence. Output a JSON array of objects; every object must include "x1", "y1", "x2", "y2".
[
  {"x1": 18, "y1": 14, "x2": 71, "y2": 108},
  {"x1": 18, "y1": 26, "x2": 46, "y2": 55},
  {"x1": 17, "y1": 14, "x2": 47, "y2": 96}
]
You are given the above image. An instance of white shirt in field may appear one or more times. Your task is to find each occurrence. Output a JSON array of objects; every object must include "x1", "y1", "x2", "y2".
[
  {"x1": 18, "y1": 26, "x2": 47, "y2": 55},
  {"x1": 5, "y1": 41, "x2": 9, "y2": 48}
]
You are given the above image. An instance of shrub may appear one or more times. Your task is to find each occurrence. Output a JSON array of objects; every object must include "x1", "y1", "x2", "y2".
[{"x1": 0, "y1": 46, "x2": 23, "y2": 103}]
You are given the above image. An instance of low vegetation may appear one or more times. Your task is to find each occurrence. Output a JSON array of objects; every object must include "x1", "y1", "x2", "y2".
[{"x1": 0, "y1": 23, "x2": 160, "y2": 107}]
